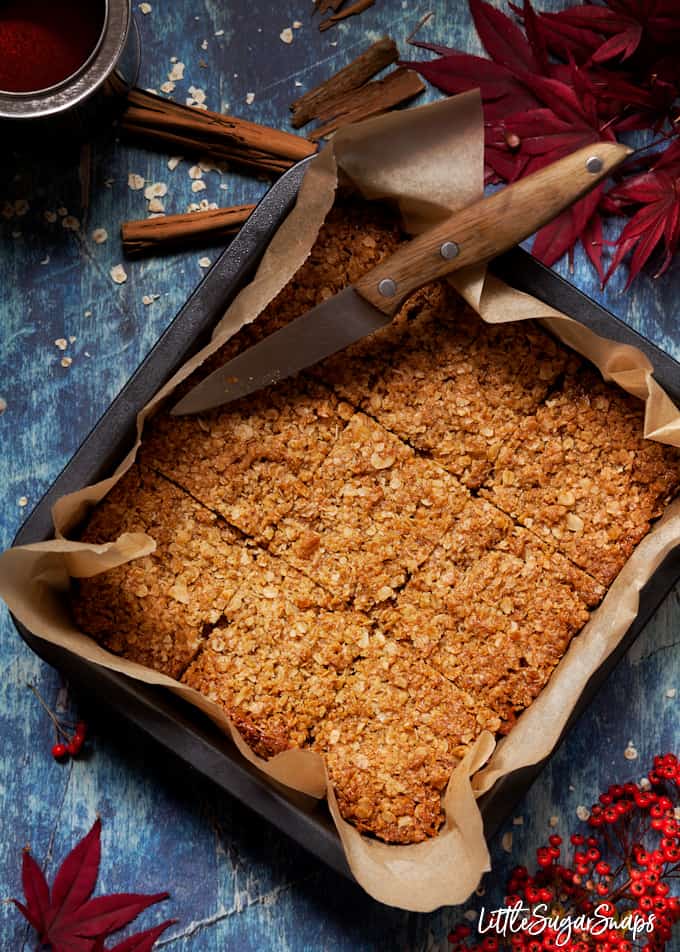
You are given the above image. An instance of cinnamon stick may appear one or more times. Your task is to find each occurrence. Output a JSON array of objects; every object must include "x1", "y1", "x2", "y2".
[
  {"x1": 308, "y1": 67, "x2": 425, "y2": 141},
  {"x1": 319, "y1": 0, "x2": 375, "y2": 31},
  {"x1": 121, "y1": 204, "x2": 256, "y2": 258},
  {"x1": 120, "y1": 89, "x2": 316, "y2": 176},
  {"x1": 290, "y1": 38, "x2": 398, "y2": 128}
]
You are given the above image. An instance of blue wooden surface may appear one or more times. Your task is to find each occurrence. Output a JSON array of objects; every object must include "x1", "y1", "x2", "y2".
[{"x1": 1, "y1": 2, "x2": 679, "y2": 949}]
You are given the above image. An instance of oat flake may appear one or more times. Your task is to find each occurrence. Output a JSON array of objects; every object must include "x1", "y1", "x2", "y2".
[
  {"x1": 168, "y1": 156, "x2": 182, "y2": 170},
  {"x1": 0, "y1": 397, "x2": 7, "y2": 414},
  {"x1": 18, "y1": 496, "x2": 28, "y2": 507},
  {"x1": 191, "y1": 180, "x2": 207, "y2": 193},
  {"x1": 666, "y1": 688, "x2": 677, "y2": 698},
  {"x1": 44, "y1": 211, "x2": 57, "y2": 223},
  {"x1": 110, "y1": 264, "x2": 128, "y2": 284},
  {"x1": 201, "y1": 39, "x2": 208, "y2": 49},
  {"x1": 501, "y1": 832, "x2": 513, "y2": 853},
  {"x1": 128, "y1": 173, "x2": 145, "y2": 191},
  {"x1": 160, "y1": 81, "x2": 176, "y2": 94},
  {"x1": 280, "y1": 27, "x2": 293, "y2": 43},
  {"x1": 144, "y1": 182, "x2": 168, "y2": 199},
  {"x1": 92, "y1": 228, "x2": 108, "y2": 244},
  {"x1": 139, "y1": 1, "x2": 151, "y2": 11},
  {"x1": 576, "y1": 805, "x2": 591, "y2": 821},
  {"x1": 142, "y1": 293, "x2": 160, "y2": 305},
  {"x1": 62, "y1": 216, "x2": 80, "y2": 231},
  {"x1": 624, "y1": 743, "x2": 638, "y2": 760},
  {"x1": 245, "y1": 92, "x2": 255, "y2": 105},
  {"x1": 14, "y1": 199, "x2": 29, "y2": 216},
  {"x1": 188, "y1": 165, "x2": 203, "y2": 180},
  {"x1": 549, "y1": 815, "x2": 559, "y2": 828},
  {"x1": 198, "y1": 257, "x2": 211, "y2": 268},
  {"x1": 168, "y1": 61, "x2": 185, "y2": 81},
  {"x1": 54, "y1": 338, "x2": 68, "y2": 351},
  {"x1": 148, "y1": 198, "x2": 165, "y2": 213}
]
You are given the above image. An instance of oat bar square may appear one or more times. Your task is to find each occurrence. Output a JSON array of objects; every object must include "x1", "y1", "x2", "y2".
[
  {"x1": 72, "y1": 465, "x2": 252, "y2": 678},
  {"x1": 313, "y1": 636, "x2": 501, "y2": 844},
  {"x1": 483, "y1": 368, "x2": 680, "y2": 586},
  {"x1": 271, "y1": 412, "x2": 470, "y2": 609}
]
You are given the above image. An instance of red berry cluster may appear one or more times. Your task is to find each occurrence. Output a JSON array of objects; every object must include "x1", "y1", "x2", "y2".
[
  {"x1": 51, "y1": 721, "x2": 87, "y2": 761},
  {"x1": 28, "y1": 682, "x2": 89, "y2": 763},
  {"x1": 449, "y1": 753, "x2": 680, "y2": 952}
]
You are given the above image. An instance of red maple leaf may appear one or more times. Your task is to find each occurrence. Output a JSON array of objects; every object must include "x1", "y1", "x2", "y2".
[
  {"x1": 13, "y1": 819, "x2": 174, "y2": 952},
  {"x1": 533, "y1": 0, "x2": 680, "y2": 66},
  {"x1": 603, "y1": 137, "x2": 680, "y2": 285},
  {"x1": 487, "y1": 66, "x2": 617, "y2": 266},
  {"x1": 403, "y1": 0, "x2": 546, "y2": 121}
]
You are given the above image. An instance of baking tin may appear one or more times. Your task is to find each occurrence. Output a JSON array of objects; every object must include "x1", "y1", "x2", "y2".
[
  {"x1": 0, "y1": 0, "x2": 140, "y2": 136},
  {"x1": 12, "y1": 157, "x2": 680, "y2": 882}
]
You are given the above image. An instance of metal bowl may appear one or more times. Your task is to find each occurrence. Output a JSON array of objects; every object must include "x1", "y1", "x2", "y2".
[{"x1": 0, "y1": 0, "x2": 139, "y2": 134}]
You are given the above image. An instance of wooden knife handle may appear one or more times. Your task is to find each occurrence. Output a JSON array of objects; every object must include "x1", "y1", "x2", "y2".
[{"x1": 353, "y1": 142, "x2": 631, "y2": 315}]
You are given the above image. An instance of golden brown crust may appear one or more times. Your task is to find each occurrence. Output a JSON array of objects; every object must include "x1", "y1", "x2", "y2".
[
  {"x1": 181, "y1": 548, "x2": 372, "y2": 755},
  {"x1": 70, "y1": 197, "x2": 680, "y2": 845},
  {"x1": 482, "y1": 368, "x2": 680, "y2": 586},
  {"x1": 380, "y1": 512, "x2": 604, "y2": 732},
  {"x1": 313, "y1": 636, "x2": 501, "y2": 843},
  {"x1": 72, "y1": 465, "x2": 252, "y2": 678},
  {"x1": 271, "y1": 412, "x2": 470, "y2": 610},
  {"x1": 140, "y1": 378, "x2": 349, "y2": 543}
]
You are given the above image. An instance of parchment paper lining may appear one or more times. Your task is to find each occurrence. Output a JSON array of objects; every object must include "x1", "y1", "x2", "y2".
[{"x1": 2, "y1": 90, "x2": 680, "y2": 912}]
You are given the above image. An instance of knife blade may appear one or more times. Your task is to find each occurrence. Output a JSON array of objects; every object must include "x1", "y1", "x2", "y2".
[{"x1": 172, "y1": 141, "x2": 631, "y2": 416}]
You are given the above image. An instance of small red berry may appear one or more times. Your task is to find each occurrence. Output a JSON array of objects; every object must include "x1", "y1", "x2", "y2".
[{"x1": 52, "y1": 743, "x2": 68, "y2": 760}]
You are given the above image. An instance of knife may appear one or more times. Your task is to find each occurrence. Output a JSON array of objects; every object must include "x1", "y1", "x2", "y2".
[{"x1": 172, "y1": 142, "x2": 630, "y2": 416}]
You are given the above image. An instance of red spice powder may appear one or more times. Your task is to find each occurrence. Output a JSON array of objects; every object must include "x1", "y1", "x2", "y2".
[{"x1": 0, "y1": 0, "x2": 105, "y2": 93}]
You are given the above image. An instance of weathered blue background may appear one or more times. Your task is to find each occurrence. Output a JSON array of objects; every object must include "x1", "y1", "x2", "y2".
[{"x1": 1, "y1": 1, "x2": 679, "y2": 949}]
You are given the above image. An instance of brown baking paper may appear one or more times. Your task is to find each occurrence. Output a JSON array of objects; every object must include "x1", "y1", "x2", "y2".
[{"x1": 2, "y1": 89, "x2": 680, "y2": 911}]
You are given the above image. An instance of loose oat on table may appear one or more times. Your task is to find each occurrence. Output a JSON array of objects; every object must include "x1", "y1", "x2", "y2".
[
  {"x1": 271, "y1": 412, "x2": 470, "y2": 610},
  {"x1": 313, "y1": 636, "x2": 500, "y2": 843},
  {"x1": 483, "y1": 367, "x2": 680, "y2": 586},
  {"x1": 72, "y1": 465, "x2": 254, "y2": 679},
  {"x1": 139, "y1": 378, "x2": 348, "y2": 543}
]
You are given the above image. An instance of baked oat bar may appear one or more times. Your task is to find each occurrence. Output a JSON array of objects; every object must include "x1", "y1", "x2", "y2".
[
  {"x1": 319, "y1": 286, "x2": 571, "y2": 488},
  {"x1": 483, "y1": 368, "x2": 680, "y2": 586},
  {"x1": 140, "y1": 378, "x2": 350, "y2": 542},
  {"x1": 271, "y1": 412, "x2": 470, "y2": 610},
  {"x1": 182, "y1": 548, "x2": 372, "y2": 758},
  {"x1": 313, "y1": 635, "x2": 501, "y2": 844},
  {"x1": 72, "y1": 465, "x2": 252, "y2": 678},
  {"x1": 381, "y1": 512, "x2": 604, "y2": 731}
]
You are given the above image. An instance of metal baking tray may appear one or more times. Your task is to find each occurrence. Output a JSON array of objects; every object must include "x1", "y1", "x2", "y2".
[{"x1": 12, "y1": 157, "x2": 680, "y2": 883}]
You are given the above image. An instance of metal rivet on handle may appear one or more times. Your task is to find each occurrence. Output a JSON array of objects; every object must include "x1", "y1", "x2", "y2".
[
  {"x1": 378, "y1": 278, "x2": 397, "y2": 297},
  {"x1": 440, "y1": 241, "x2": 459, "y2": 260},
  {"x1": 586, "y1": 155, "x2": 604, "y2": 174}
]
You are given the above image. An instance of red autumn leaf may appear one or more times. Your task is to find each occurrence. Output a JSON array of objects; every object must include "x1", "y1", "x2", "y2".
[
  {"x1": 13, "y1": 849, "x2": 51, "y2": 934},
  {"x1": 524, "y1": 7, "x2": 603, "y2": 62},
  {"x1": 105, "y1": 920, "x2": 177, "y2": 952},
  {"x1": 604, "y1": 138, "x2": 680, "y2": 285},
  {"x1": 402, "y1": 52, "x2": 541, "y2": 121},
  {"x1": 12, "y1": 818, "x2": 172, "y2": 952},
  {"x1": 49, "y1": 817, "x2": 102, "y2": 929},
  {"x1": 469, "y1": 0, "x2": 541, "y2": 73},
  {"x1": 535, "y1": 0, "x2": 680, "y2": 65},
  {"x1": 580, "y1": 204, "x2": 606, "y2": 283}
]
